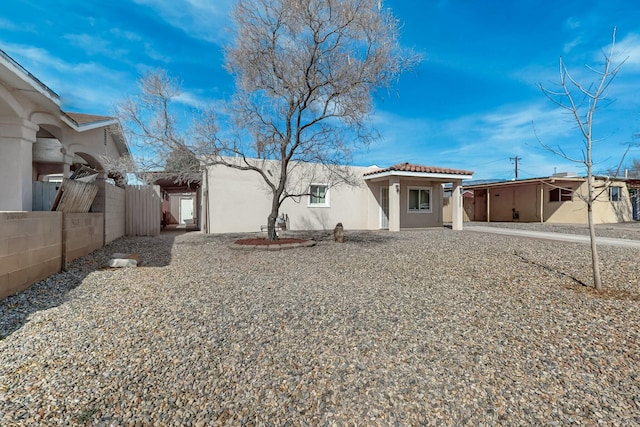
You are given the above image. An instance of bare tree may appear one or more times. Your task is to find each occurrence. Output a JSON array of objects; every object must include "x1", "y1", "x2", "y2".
[
  {"x1": 114, "y1": 0, "x2": 418, "y2": 240},
  {"x1": 539, "y1": 28, "x2": 626, "y2": 291},
  {"x1": 113, "y1": 71, "x2": 204, "y2": 185},
  {"x1": 214, "y1": 0, "x2": 419, "y2": 239}
]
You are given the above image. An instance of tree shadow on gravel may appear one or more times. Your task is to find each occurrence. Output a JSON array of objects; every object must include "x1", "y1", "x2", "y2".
[{"x1": 0, "y1": 231, "x2": 181, "y2": 339}]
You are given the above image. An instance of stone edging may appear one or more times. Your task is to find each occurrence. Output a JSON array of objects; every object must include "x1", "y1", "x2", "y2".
[{"x1": 229, "y1": 240, "x2": 317, "y2": 251}]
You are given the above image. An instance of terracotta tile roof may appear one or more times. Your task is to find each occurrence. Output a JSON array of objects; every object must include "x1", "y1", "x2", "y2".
[
  {"x1": 364, "y1": 162, "x2": 473, "y2": 176},
  {"x1": 65, "y1": 112, "x2": 116, "y2": 125}
]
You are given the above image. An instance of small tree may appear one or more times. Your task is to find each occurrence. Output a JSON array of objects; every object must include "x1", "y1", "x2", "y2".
[
  {"x1": 539, "y1": 28, "x2": 627, "y2": 291},
  {"x1": 114, "y1": 71, "x2": 204, "y2": 185}
]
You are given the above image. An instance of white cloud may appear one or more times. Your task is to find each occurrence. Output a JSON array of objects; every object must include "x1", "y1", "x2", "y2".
[
  {"x1": 132, "y1": 0, "x2": 235, "y2": 44},
  {"x1": 563, "y1": 36, "x2": 584, "y2": 54},
  {"x1": 612, "y1": 32, "x2": 640, "y2": 70},
  {"x1": 1, "y1": 43, "x2": 135, "y2": 114},
  {"x1": 563, "y1": 17, "x2": 581, "y2": 31},
  {"x1": 0, "y1": 18, "x2": 18, "y2": 30},
  {"x1": 360, "y1": 97, "x2": 635, "y2": 180}
]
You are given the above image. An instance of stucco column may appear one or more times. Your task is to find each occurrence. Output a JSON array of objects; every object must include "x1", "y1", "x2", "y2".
[
  {"x1": 60, "y1": 147, "x2": 74, "y2": 178},
  {"x1": 0, "y1": 117, "x2": 38, "y2": 210},
  {"x1": 452, "y1": 180, "x2": 463, "y2": 230},
  {"x1": 389, "y1": 177, "x2": 401, "y2": 232}
]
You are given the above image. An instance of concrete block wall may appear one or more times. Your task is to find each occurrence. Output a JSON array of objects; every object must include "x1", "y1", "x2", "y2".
[
  {"x1": 93, "y1": 181, "x2": 126, "y2": 243},
  {"x1": 63, "y1": 213, "x2": 104, "y2": 267},
  {"x1": 0, "y1": 211, "x2": 62, "y2": 299}
]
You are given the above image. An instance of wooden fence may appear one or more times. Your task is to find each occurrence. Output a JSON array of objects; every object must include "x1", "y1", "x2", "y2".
[{"x1": 125, "y1": 185, "x2": 161, "y2": 237}]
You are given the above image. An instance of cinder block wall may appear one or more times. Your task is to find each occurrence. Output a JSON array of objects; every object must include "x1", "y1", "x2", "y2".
[
  {"x1": 0, "y1": 212, "x2": 63, "y2": 299},
  {"x1": 63, "y1": 213, "x2": 104, "y2": 267},
  {"x1": 93, "y1": 181, "x2": 126, "y2": 243}
]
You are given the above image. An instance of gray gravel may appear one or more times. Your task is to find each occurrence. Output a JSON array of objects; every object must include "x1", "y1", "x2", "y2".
[{"x1": 1, "y1": 226, "x2": 640, "y2": 425}]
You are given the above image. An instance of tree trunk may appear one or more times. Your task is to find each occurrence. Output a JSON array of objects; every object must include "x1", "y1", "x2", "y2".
[
  {"x1": 586, "y1": 204, "x2": 603, "y2": 290},
  {"x1": 267, "y1": 194, "x2": 280, "y2": 241}
]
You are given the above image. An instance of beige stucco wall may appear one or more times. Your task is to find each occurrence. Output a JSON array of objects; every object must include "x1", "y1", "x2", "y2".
[
  {"x1": 207, "y1": 161, "x2": 380, "y2": 233},
  {"x1": 206, "y1": 160, "x2": 459, "y2": 233},
  {"x1": 0, "y1": 211, "x2": 62, "y2": 299}
]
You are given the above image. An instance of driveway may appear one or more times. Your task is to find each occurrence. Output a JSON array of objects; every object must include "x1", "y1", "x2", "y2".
[{"x1": 466, "y1": 225, "x2": 640, "y2": 248}]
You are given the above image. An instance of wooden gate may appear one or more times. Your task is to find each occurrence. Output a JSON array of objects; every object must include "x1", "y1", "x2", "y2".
[{"x1": 125, "y1": 185, "x2": 161, "y2": 236}]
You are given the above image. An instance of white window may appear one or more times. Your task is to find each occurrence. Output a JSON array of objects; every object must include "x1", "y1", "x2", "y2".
[
  {"x1": 550, "y1": 187, "x2": 572, "y2": 202},
  {"x1": 408, "y1": 187, "x2": 432, "y2": 213},
  {"x1": 308, "y1": 184, "x2": 329, "y2": 207},
  {"x1": 609, "y1": 186, "x2": 622, "y2": 202}
]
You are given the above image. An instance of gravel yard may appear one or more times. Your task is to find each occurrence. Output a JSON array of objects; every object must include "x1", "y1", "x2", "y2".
[{"x1": 1, "y1": 226, "x2": 639, "y2": 425}]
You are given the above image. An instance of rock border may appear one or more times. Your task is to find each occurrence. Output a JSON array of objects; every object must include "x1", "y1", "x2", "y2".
[{"x1": 229, "y1": 240, "x2": 317, "y2": 251}]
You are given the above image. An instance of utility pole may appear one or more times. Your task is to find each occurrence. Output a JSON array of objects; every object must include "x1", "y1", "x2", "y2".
[{"x1": 510, "y1": 156, "x2": 522, "y2": 179}]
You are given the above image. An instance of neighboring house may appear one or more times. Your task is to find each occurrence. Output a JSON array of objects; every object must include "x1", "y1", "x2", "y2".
[
  {"x1": 0, "y1": 48, "x2": 130, "y2": 211},
  {"x1": 203, "y1": 160, "x2": 473, "y2": 233},
  {"x1": 463, "y1": 174, "x2": 635, "y2": 224},
  {"x1": 628, "y1": 179, "x2": 640, "y2": 221}
]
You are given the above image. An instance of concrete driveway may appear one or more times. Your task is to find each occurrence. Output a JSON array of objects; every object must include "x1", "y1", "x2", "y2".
[{"x1": 466, "y1": 225, "x2": 640, "y2": 249}]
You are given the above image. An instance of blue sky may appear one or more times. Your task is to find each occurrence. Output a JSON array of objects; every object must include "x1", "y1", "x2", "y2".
[{"x1": 2, "y1": 0, "x2": 640, "y2": 180}]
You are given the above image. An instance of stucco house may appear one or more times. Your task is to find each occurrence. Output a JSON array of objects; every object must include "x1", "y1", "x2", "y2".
[
  {"x1": 1, "y1": 49, "x2": 135, "y2": 299},
  {"x1": 202, "y1": 160, "x2": 473, "y2": 233},
  {"x1": 463, "y1": 174, "x2": 635, "y2": 224},
  {"x1": 0, "y1": 48, "x2": 129, "y2": 212}
]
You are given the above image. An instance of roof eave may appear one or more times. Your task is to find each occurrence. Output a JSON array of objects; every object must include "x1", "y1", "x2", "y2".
[
  {"x1": 60, "y1": 113, "x2": 119, "y2": 132},
  {"x1": 364, "y1": 170, "x2": 473, "y2": 181},
  {"x1": 0, "y1": 48, "x2": 60, "y2": 108}
]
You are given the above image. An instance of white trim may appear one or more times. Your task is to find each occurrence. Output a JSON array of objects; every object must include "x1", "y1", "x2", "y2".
[
  {"x1": 364, "y1": 171, "x2": 473, "y2": 181},
  {"x1": 60, "y1": 114, "x2": 119, "y2": 132},
  {"x1": 407, "y1": 186, "x2": 432, "y2": 213},
  {"x1": 307, "y1": 183, "x2": 330, "y2": 207}
]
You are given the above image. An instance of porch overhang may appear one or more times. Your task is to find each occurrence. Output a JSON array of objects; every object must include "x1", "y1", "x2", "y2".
[
  {"x1": 363, "y1": 163, "x2": 474, "y2": 232},
  {"x1": 363, "y1": 162, "x2": 473, "y2": 182}
]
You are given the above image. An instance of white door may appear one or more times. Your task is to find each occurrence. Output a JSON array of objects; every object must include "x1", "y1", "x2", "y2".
[
  {"x1": 380, "y1": 187, "x2": 389, "y2": 229},
  {"x1": 180, "y1": 197, "x2": 194, "y2": 224}
]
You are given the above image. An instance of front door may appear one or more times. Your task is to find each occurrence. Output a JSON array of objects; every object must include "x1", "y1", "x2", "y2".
[{"x1": 380, "y1": 186, "x2": 389, "y2": 229}]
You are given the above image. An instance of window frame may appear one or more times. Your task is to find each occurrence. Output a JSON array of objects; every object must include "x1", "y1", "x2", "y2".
[
  {"x1": 609, "y1": 185, "x2": 622, "y2": 202},
  {"x1": 308, "y1": 183, "x2": 330, "y2": 208},
  {"x1": 549, "y1": 187, "x2": 572, "y2": 202},
  {"x1": 407, "y1": 186, "x2": 432, "y2": 213}
]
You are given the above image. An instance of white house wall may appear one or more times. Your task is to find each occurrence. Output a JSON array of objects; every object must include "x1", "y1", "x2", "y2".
[{"x1": 207, "y1": 162, "x2": 380, "y2": 233}]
